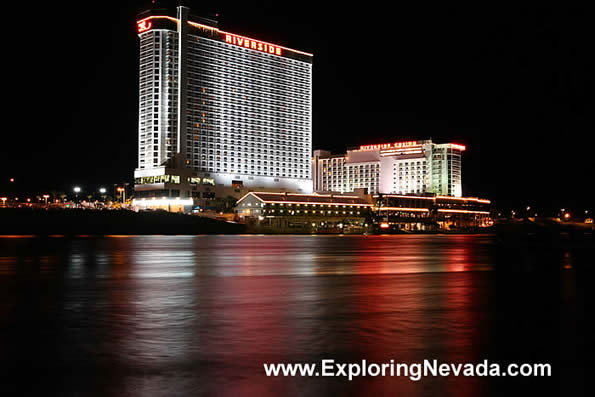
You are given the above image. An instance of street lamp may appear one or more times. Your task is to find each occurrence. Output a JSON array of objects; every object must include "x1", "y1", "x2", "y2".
[
  {"x1": 73, "y1": 186, "x2": 81, "y2": 204},
  {"x1": 98, "y1": 187, "x2": 107, "y2": 205},
  {"x1": 116, "y1": 187, "x2": 126, "y2": 204},
  {"x1": 42, "y1": 194, "x2": 50, "y2": 206}
]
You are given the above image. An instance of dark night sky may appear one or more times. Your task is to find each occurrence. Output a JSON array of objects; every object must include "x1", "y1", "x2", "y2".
[{"x1": 3, "y1": 1, "x2": 594, "y2": 213}]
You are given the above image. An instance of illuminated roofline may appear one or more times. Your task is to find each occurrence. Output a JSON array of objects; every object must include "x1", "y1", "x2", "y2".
[
  {"x1": 374, "y1": 194, "x2": 490, "y2": 204},
  {"x1": 240, "y1": 191, "x2": 361, "y2": 199},
  {"x1": 375, "y1": 207, "x2": 430, "y2": 212},
  {"x1": 261, "y1": 201, "x2": 372, "y2": 206},
  {"x1": 235, "y1": 191, "x2": 258, "y2": 203},
  {"x1": 374, "y1": 194, "x2": 435, "y2": 200},
  {"x1": 236, "y1": 192, "x2": 372, "y2": 207},
  {"x1": 437, "y1": 209, "x2": 491, "y2": 214},
  {"x1": 137, "y1": 15, "x2": 179, "y2": 26},
  {"x1": 435, "y1": 195, "x2": 490, "y2": 203},
  {"x1": 136, "y1": 16, "x2": 313, "y2": 57},
  {"x1": 251, "y1": 191, "x2": 361, "y2": 198}
]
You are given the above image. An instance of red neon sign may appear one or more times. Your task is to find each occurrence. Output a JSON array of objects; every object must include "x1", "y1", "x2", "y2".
[
  {"x1": 359, "y1": 141, "x2": 419, "y2": 151},
  {"x1": 137, "y1": 20, "x2": 152, "y2": 33},
  {"x1": 225, "y1": 34, "x2": 282, "y2": 56}
]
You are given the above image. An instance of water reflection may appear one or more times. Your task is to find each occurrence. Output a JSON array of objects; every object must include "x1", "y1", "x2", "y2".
[{"x1": 0, "y1": 235, "x2": 580, "y2": 396}]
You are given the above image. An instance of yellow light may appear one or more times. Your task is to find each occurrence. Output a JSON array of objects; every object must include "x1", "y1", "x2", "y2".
[
  {"x1": 377, "y1": 194, "x2": 435, "y2": 200},
  {"x1": 376, "y1": 207, "x2": 430, "y2": 212},
  {"x1": 437, "y1": 209, "x2": 491, "y2": 214}
]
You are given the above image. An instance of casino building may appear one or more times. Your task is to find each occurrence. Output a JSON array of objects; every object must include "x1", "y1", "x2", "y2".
[
  {"x1": 313, "y1": 139, "x2": 465, "y2": 197},
  {"x1": 133, "y1": 5, "x2": 313, "y2": 211}
]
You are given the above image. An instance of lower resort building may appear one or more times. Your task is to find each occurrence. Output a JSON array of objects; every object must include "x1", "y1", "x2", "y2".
[
  {"x1": 235, "y1": 191, "x2": 492, "y2": 233},
  {"x1": 375, "y1": 194, "x2": 492, "y2": 231},
  {"x1": 235, "y1": 191, "x2": 374, "y2": 233},
  {"x1": 313, "y1": 139, "x2": 465, "y2": 197}
]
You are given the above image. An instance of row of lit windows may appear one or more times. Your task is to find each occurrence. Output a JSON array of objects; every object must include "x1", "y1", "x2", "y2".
[
  {"x1": 188, "y1": 52, "x2": 310, "y2": 86},
  {"x1": 186, "y1": 84, "x2": 309, "y2": 116},
  {"x1": 186, "y1": 113, "x2": 309, "y2": 134},
  {"x1": 187, "y1": 60, "x2": 309, "y2": 89},
  {"x1": 186, "y1": 159, "x2": 309, "y2": 171},
  {"x1": 187, "y1": 120, "x2": 309, "y2": 137},
  {"x1": 186, "y1": 91, "x2": 309, "y2": 116},
  {"x1": 185, "y1": 139, "x2": 309, "y2": 150},
  {"x1": 188, "y1": 126, "x2": 309, "y2": 141},
  {"x1": 187, "y1": 48, "x2": 311, "y2": 81},
  {"x1": 186, "y1": 107, "x2": 309, "y2": 126},
  {"x1": 187, "y1": 104, "x2": 308, "y2": 124},
  {"x1": 187, "y1": 81, "x2": 307, "y2": 102},
  {"x1": 189, "y1": 51, "x2": 309, "y2": 83},
  {"x1": 187, "y1": 90, "x2": 309, "y2": 116},
  {"x1": 185, "y1": 132, "x2": 309, "y2": 145},
  {"x1": 185, "y1": 152, "x2": 309, "y2": 161},
  {"x1": 185, "y1": 151, "x2": 308, "y2": 160},
  {"x1": 188, "y1": 133, "x2": 309, "y2": 146},
  {"x1": 185, "y1": 130, "x2": 309, "y2": 142},
  {"x1": 190, "y1": 168, "x2": 309, "y2": 179},
  {"x1": 188, "y1": 59, "x2": 310, "y2": 96}
]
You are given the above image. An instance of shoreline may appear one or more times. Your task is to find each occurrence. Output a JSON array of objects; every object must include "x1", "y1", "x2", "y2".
[
  {"x1": 1, "y1": 209, "x2": 592, "y2": 241},
  {"x1": 0, "y1": 208, "x2": 245, "y2": 235}
]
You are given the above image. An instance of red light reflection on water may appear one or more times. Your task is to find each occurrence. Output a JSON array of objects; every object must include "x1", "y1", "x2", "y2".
[
  {"x1": 345, "y1": 235, "x2": 487, "y2": 395},
  {"x1": 348, "y1": 235, "x2": 492, "y2": 275}
]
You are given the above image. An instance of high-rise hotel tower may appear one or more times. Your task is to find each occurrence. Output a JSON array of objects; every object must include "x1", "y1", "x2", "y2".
[{"x1": 133, "y1": 5, "x2": 313, "y2": 209}]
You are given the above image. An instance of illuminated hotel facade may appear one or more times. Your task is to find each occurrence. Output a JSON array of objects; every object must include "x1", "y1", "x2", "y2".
[
  {"x1": 313, "y1": 139, "x2": 465, "y2": 197},
  {"x1": 133, "y1": 5, "x2": 313, "y2": 211}
]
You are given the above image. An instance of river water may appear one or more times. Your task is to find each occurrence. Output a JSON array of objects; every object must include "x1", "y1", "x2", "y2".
[{"x1": 0, "y1": 235, "x2": 589, "y2": 396}]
